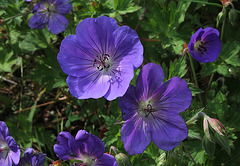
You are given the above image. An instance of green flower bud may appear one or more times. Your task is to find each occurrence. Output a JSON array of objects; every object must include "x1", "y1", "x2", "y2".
[{"x1": 115, "y1": 153, "x2": 132, "y2": 166}]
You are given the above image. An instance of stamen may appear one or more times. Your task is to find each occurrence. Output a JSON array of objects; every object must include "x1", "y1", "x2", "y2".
[
  {"x1": 195, "y1": 40, "x2": 207, "y2": 54},
  {"x1": 93, "y1": 54, "x2": 111, "y2": 71}
]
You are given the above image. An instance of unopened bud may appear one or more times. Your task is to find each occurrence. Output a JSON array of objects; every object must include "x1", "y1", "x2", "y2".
[
  {"x1": 216, "y1": 11, "x2": 224, "y2": 28},
  {"x1": 220, "y1": 0, "x2": 232, "y2": 6},
  {"x1": 203, "y1": 115, "x2": 227, "y2": 142},
  {"x1": 115, "y1": 153, "x2": 132, "y2": 166},
  {"x1": 229, "y1": 8, "x2": 238, "y2": 25}
]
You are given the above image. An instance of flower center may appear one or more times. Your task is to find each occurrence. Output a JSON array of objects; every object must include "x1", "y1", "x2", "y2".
[
  {"x1": 93, "y1": 54, "x2": 112, "y2": 72},
  {"x1": 138, "y1": 101, "x2": 156, "y2": 118},
  {"x1": 194, "y1": 41, "x2": 208, "y2": 55},
  {"x1": 81, "y1": 155, "x2": 96, "y2": 166},
  {"x1": 39, "y1": 3, "x2": 56, "y2": 14},
  {"x1": 0, "y1": 140, "x2": 10, "y2": 159}
]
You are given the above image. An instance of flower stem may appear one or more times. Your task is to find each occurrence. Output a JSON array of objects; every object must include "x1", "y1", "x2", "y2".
[
  {"x1": 207, "y1": 7, "x2": 227, "y2": 91},
  {"x1": 188, "y1": 53, "x2": 203, "y2": 105},
  {"x1": 110, "y1": 146, "x2": 119, "y2": 155},
  {"x1": 206, "y1": 73, "x2": 214, "y2": 91},
  {"x1": 220, "y1": 7, "x2": 227, "y2": 41},
  {"x1": 186, "y1": 111, "x2": 206, "y2": 125},
  {"x1": 2, "y1": 11, "x2": 33, "y2": 23},
  {"x1": 45, "y1": 156, "x2": 54, "y2": 162},
  {"x1": 182, "y1": 142, "x2": 198, "y2": 166}
]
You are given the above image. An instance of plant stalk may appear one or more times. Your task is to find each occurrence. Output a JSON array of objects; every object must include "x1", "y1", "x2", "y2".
[{"x1": 188, "y1": 53, "x2": 203, "y2": 105}]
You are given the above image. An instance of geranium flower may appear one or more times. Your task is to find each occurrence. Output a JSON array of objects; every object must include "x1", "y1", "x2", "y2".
[
  {"x1": 57, "y1": 16, "x2": 143, "y2": 101},
  {"x1": 188, "y1": 27, "x2": 221, "y2": 63},
  {"x1": 119, "y1": 63, "x2": 192, "y2": 155},
  {"x1": 28, "y1": 0, "x2": 72, "y2": 34},
  {"x1": 17, "y1": 148, "x2": 46, "y2": 166},
  {"x1": 54, "y1": 130, "x2": 117, "y2": 166},
  {"x1": 0, "y1": 121, "x2": 21, "y2": 166}
]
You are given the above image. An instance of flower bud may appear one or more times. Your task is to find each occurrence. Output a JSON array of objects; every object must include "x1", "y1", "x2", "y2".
[
  {"x1": 203, "y1": 115, "x2": 227, "y2": 142},
  {"x1": 220, "y1": 0, "x2": 232, "y2": 6},
  {"x1": 229, "y1": 8, "x2": 238, "y2": 25},
  {"x1": 115, "y1": 153, "x2": 132, "y2": 166}
]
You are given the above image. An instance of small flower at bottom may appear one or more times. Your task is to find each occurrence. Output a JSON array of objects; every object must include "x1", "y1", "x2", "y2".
[
  {"x1": 188, "y1": 27, "x2": 221, "y2": 63},
  {"x1": 57, "y1": 16, "x2": 143, "y2": 101},
  {"x1": 28, "y1": 0, "x2": 72, "y2": 34},
  {"x1": 119, "y1": 63, "x2": 192, "y2": 155},
  {"x1": 54, "y1": 130, "x2": 117, "y2": 166},
  {"x1": 0, "y1": 121, "x2": 21, "y2": 166},
  {"x1": 17, "y1": 148, "x2": 46, "y2": 166}
]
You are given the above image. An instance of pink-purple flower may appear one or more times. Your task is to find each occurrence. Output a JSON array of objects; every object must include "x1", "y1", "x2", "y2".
[
  {"x1": 57, "y1": 16, "x2": 143, "y2": 101},
  {"x1": 0, "y1": 121, "x2": 21, "y2": 166},
  {"x1": 54, "y1": 130, "x2": 117, "y2": 166},
  {"x1": 119, "y1": 63, "x2": 192, "y2": 155},
  {"x1": 28, "y1": 0, "x2": 72, "y2": 34},
  {"x1": 188, "y1": 27, "x2": 221, "y2": 63},
  {"x1": 17, "y1": 148, "x2": 46, "y2": 166}
]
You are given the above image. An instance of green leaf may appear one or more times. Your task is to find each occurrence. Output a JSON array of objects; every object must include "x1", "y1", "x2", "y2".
[
  {"x1": 221, "y1": 41, "x2": 240, "y2": 59},
  {"x1": 225, "y1": 54, "x2": 240, "y2": 67},
  {"x1": 188, "y1": 83, "x2": 204, "y2": 96},
  {"x1": 188, "y1": 140, "x2": 207, "y2": 165},
  {"x1": 101, "y1": 115, "x2": 122, "y2": 147},
  {"x1": 188, "y1": 129, "x2": 201, "y2": 139},
  {"x1": 0, "y1": 49, "x2": 18, "y2": 72},
  {"x1": 202, "y1": 135, "x2": 215, "y2": 159},
  {"x1": 201, "y1": 62, "x2": 217, "y2": 77},
  {"x1": 109, "y1": 0, "x2": 141, "y2": 15},
  {"x1": 19, "y1": 32, "x2": 47, "y2": 52},
  {"x1": 118, "y1": 5, "x2": 141, "y2": 15},
  {"x1": 27, "y1": 54, "x2": 67, "y2": 91},
  {"x1": 222, "y1": 41, "x2": 240, "y2": 67},
  {"x1": 216, "y1": 65, "x2": 231, "y2": 77},
  {"x1": 168, "y1": 56, "x2": 188, "y2": 79},
  {"x1": 213, "y1": 132, "x2": 231, "y2": 155}
]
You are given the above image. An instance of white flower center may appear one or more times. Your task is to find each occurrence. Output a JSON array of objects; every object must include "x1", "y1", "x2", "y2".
[
  {"x1": 0, "y1": 140, "x2": 10, "y2": 159},
  {"x1": 93, "y1": 54, "x2": 113, "y2": 72},
  {"x1": 138, "y1": 101, "x2": 156, "y2": 118},
  {"x1": 82, "y1": 155, "x2": 97, "y2": 166}
]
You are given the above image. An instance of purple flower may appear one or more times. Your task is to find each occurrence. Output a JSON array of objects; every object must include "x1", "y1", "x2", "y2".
[
  {"x1": 57, "y1": 16, "x2": 143, "y2": 101},
  {"x1": 188, "y1": 27, "x2": 221, "y2": 63},
  {"x1": 28, "y1": 0, "x2": 72, "y2": 34},
  {"x1": 54, "y1": 130, "x2": 117, "y2": 166},
  {"x1": 17, "y1": 148, "x2": 46, "y2": 166},
  {"x1": 119, "y1": 63, "x2": 192, "y2": 155},
  {"x1": 0, "y1": 121, "x2": 21, "y2": 165}
]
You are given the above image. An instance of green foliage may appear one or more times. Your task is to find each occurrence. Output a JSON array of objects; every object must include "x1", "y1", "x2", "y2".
[
  {"x1": 201, "y1": 41, "x2": 240, "y2": 77},
  {"x1": 19, "y1": 30, "x2": 56, "y2": 52},
  {"x1": 168, "y1": 56, "x2": 188, "y2": 79},
  {"x1": 141, "y1": 1, "x2": 191, "y2": 55},
  {"x1": 0, "y1": 49, "x2": 18, "y2": 72},
  {"x1": 1, "y1": 0, "x2": 240, "y2": 165},
  {"x1": 102, "y1": 115, "x2": 122, "y2": 148}
]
